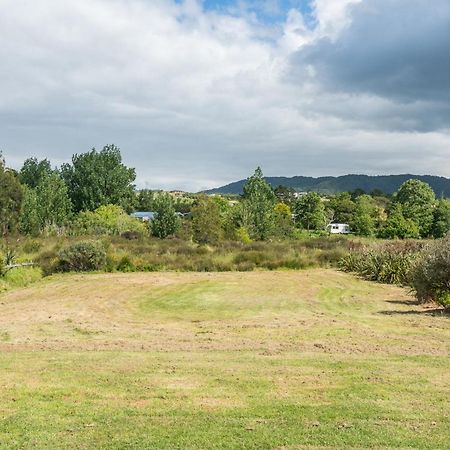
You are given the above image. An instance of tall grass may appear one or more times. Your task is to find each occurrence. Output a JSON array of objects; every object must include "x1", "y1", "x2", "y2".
[{"x1": 4, "y1": 235, "x2": 356, "y2": 274}]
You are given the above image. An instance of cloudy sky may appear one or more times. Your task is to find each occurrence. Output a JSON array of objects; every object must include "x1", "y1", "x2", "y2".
[{"x1": 1, "y1": 0, "x2": 449, "y2": 191}]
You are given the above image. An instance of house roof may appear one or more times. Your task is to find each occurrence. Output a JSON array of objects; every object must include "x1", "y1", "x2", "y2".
[{"x1": 131, "y1": 211, "x2": 156, "y2": 219}]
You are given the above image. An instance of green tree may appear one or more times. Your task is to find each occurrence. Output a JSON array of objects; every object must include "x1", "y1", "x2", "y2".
[
  {"x1": 19, "y1": 157, "x2": 53, "y2": 188},
  {"x1": 396, "y1": 179, "x2": 436, "y2": 237},
  {"x1": 351, "y1": 195, "x2": 378, "y2": 236},
  {"x1": 431, "y1": 199, "x2": 450, "y2": 238},
  {"x1": 328, "y1": 192, "x2": 355, "y2": 224},
  {"x1": 273, "y1": 202, "x2": 294, "y2": 238},
  {"x1": 136, "y1": 189, "x2": 155, "y2": 211},
  {"x1": 380, "y1": 203, "x2": 420, "y2": 239},
  {"x1": 75, "y1": 204, "x2": 147, "y2": 235},
  {"x1": 35, "y1": 173, "x2": 72, "y2": 229},
  {"x1": 19, "y1": 187, "x2": 41, "y2": 235},
  {"x1": 242, "y1": 167, "x2": 276, "y2": 240},
  {"x1": 274, "y1": 185, "x2": 295, "y2": 207},
  {"x1": 294, "y1": 192, "x2": 326, "y2": 231},
  {"x1": 151, "y1": 193, "x2": 179, "y2": 238},
  {"x1": 191, "y1": 195, "x2": 223, "y2": 244},
  {"x1": 61, "y1": 144, "x2": 136, "y2": 213},
  {"x1": 0, "y1": 156, "x2": 24, "y2": 235}
]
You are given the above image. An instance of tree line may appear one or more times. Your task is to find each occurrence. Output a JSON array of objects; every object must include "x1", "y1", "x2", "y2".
[{"x1": 1, "y1": 145, "x2": 449, "y2": 242}]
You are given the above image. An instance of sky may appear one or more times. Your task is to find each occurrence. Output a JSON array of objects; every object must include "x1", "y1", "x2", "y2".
[{"x1": 1, "y1": 0, "x2": 449, "y2": 191}]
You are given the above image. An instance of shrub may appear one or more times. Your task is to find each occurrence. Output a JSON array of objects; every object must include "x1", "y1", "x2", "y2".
[
  {"x1": 339, "y1": 242, "x2": 419, "y2": 285},
  {"x1": 409, "y1": 235, "x2": 450, "y2": 308},
  {"x1": 117, "y1": 255, "x2": 136, "y2": 272},
  {"x1": 58, "y1": 241, "x2": 107, "y2": 272},
  {"x1": 74, "y1": 205, "x2": 147, "y2": 236}
]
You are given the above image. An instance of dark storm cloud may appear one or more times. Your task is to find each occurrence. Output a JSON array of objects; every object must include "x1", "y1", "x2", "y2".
[{"x1": 293, "y1": 0, "x2": 450, "y2": 129}]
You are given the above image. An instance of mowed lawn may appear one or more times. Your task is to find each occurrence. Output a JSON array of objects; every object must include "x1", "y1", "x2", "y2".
[{"x1": 0, "y1": 270, "x2": 449, "y2": 449}]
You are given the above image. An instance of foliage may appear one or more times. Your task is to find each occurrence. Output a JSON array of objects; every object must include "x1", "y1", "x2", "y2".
[
  {"x1": 350, "y1": 195, "x2": 378, "y2": 236},
  {"x1": 19, "y1": 158, "x2": 53, "y2": 188},
  {"x1": 272, "y1": 203, "x2": 294, "y2": 238},
  {"x1": 0, "y1": 157, "x2": 24, "y2": 235},
  {"x1": 75, "y1": 204, "x2": 147, "y2": 236},
  {"x1": 191, "y1": 195, "x2": 223, "y2": 244},
  {"x1": 58, "y1": 241, "x2": 107, "y2": 272},
  {"x1": 431, "y1": 199, "x2": 450, "y2": 238},
  {"x1": 409, "y1": 235, "x2": 450, "y2": 308},
  {"x1": 339, "y1": 241, "x2": 421, "y2": 285},
  {"x1": 35, "y1": 173, "x2": 72, "y2": 228},
  {"x1": 396, "y1": 179, "x2": 436, "y2": 237},
  {"x1": 19, "y1": 187, "x2": 41, "y2": 235},
  {"x1": 380, "y1": 203, "x2": 420, "y2": 239},
  {"x1": 136, "y1": 189, "x2": 155, "y2": 211},
  {"x1": 151, "y1": 193, "x2": 179, "y2": 239},
  {"x1": 241, "y1": 167, "x2": 276, "y2": 240},
  {"x1": 273, "y1": 185, "x2": 296, "y2": 207},
  {"x1": 61, "y1": 144, "x2": 136, "y2": 213},
  {"x1": 294, "y1": 192, "x2": 326, "y2": 231},
  {"x1": 328, "y1": 192, "x2": 355, "y2": 224}
]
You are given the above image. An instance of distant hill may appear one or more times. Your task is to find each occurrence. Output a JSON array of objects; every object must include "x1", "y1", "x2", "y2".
[{"x1": 204, "y1": 174, "x2": 450, "y2": 197}]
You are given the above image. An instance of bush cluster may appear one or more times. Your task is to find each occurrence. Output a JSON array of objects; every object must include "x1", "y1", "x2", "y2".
[
  {"x1": 58, "y1": 241, "x2": 107, "y2": 272},
  {"x1": 409, "y1": 235, "x2": 450, "y2": 308},
  {"x1": 20, "y1": 235, "x2": 355, "y2": 275},
  {"x1": 340, "y1": 236, "x2": 450, "y2": 309}
]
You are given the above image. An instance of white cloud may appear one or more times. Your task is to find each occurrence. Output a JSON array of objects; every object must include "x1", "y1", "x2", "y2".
[{"x1": 0, "y1": 0, "x2": 448, "y2": 191}]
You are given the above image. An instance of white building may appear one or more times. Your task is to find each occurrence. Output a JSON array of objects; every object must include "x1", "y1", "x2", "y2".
[{"x1": 327, "y1": 223, "x2": 351, "y2": 234}]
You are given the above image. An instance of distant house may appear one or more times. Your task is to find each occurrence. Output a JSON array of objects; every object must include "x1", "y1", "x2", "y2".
[
  {"x1": 327, "y1": 223, "x2": 351, "y2": 234},
  {"x1": 130, "y1": 211, "x2": 156, "y2": 221}
]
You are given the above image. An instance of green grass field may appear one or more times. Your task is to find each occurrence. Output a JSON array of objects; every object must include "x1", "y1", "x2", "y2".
[{"x1": 0, "y1": 269, "x2": 449, "y2": 449}]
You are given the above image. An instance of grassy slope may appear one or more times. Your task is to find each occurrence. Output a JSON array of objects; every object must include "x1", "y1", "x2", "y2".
[{"x1": 0, "y1": 270, "x2": 449, "y2": 449}]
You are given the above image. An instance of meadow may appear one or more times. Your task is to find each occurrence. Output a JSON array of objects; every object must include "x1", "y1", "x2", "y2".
[{"x1": 0, "y1": 269, "x2": 449, "y2": 449}]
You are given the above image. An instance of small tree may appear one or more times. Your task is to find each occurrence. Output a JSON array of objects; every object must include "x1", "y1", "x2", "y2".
[
  {"x1": 431, "y1": 199, "x2": 450, "y2": 239},
  {"x1": 136, "y1": 189, "x2": 155, "y2": 211},
  {"x1": 273, "y1": 203, "x2": 294, "y2": 238},
  {"x1": 19, "y1": 187, "x2": 41, "y2": 235},
  {"x1": 351, "y1": 195, "x2": 378, "y2": 236},
  {"x1": 241, "y1": 167, "x2": 276, "y2": 240},
  {"x1": 294, "y1": 192, "x2": 326, "y2": 231},
  {"x1": 410, "y1": 235, "x2": 450, "y2": 309},
  {"x1": 191, "y1": 195, "x2": 223, "y2": 244},
  {"x1": 151, "y1": 193, "x2": 179, "y2": 238}
]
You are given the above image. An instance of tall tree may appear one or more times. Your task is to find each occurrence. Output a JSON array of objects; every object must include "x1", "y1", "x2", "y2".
[
  {"x1": 61, "y1": 144, "x2": 136, "y2": 213},
  {"x1": 0, "y1": 156, "x2": 24, "y2": 235},
  {"x1": 19, "y1": 157, "x2": 53, "y2": 188},
  {"x1": 294, "y1": 192, "x2": 326, "y2": 231},
  {"x1": 396, "y1": 179, "x2": 436, "y2": 237},
  {"x1": 35, "y1": 173, "x2": 72, "y2": 228},
  {"x1": 151, "y1": 193, "x2": 179, "y2": 239},
  {"x1": 242, "y1": 167, "x2": 276, "y2": 240}
]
